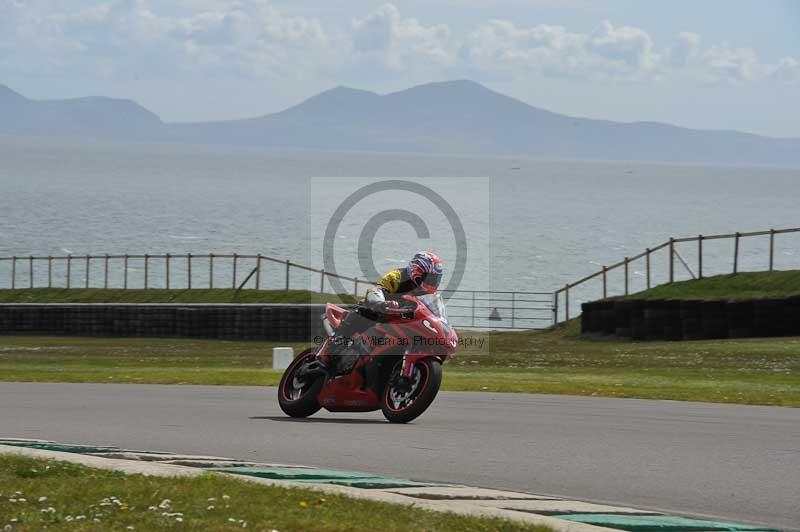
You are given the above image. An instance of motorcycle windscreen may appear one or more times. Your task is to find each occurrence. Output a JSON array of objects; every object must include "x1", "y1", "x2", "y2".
[{"x1": 419, "y1": 293, "x2": 452, "y2": 334}]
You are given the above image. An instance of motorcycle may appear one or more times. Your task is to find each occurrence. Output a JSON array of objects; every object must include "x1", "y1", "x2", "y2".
[{"x1": 278, "y1": 292, "x2": 458, "y2": 423}]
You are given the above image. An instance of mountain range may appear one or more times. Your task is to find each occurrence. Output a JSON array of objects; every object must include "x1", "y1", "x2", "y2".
[{"x1": 2, "y1": 80, "x2": 798, "y2": 166}]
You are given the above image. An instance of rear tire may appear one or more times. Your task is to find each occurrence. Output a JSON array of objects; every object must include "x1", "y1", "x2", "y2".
[
  {"x1": 381, "y1": 358, "x2": 442, "y2": 424},
  {"x1": 278, "y1": 348, "x2": 324, "y2": 418}
]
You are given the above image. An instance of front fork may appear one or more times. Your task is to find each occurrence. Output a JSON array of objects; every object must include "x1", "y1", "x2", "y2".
[{"x1": 400, "y1": 353, "x2": 445, "y2": 378}]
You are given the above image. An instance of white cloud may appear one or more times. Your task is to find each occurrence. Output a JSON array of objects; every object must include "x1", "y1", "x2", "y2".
[
  {"x1": 0, "y1": 1, "x2": 797, "y2": 87},
  {"x1": 770, "y1": 56, "x2": 800, "y2": 83},
  {"x1": 461, "y1": 20, "x2": 663, "y2": 81},
  {"x1": 667, "y1": 32, "x2": 700, "y2": 67},
  {"x1": 350, "y1": 4, "x2": 454, "y2": 71},
  {"x1": 2, "y1": 0, "x2": 330, "y2": 80},
  {"x1": 700, "y1": 45, "x2": 764, "y2": 83}
]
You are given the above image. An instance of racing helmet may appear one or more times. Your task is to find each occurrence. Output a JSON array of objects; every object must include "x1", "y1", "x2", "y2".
[{"x1": 406, "y1": 251, "x2": 443, "y2": 294}]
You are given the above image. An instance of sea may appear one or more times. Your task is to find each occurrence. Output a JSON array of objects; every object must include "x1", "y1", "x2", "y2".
[{"x1": 1, "y1": 136, "x2": 798, "y2": 321}]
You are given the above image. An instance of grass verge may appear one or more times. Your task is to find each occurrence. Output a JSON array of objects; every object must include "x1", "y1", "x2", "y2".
[
  {"x1": 620, "y1": 270, "x2": 800, "y2": 300},
  {"x1": 0, "y1": 454, "x2": 549, "y2": 532},
  {"x1": 0, "y1": 324, "x2": 797, "y2": 406}
]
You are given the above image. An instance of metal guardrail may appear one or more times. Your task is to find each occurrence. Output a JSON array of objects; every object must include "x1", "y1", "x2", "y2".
[
  {"x1": 0, "y1": 253, "x2": 557, "y2": 329},
  {"x1": 0, "y1": 252, "x2": 370, "y2": 296},
  {"x1": 440, "y1": 289, "x2": 555, "y2": 330},
  {"x1": 553, "y1": 226, "x2": 800, "y2": 324}
]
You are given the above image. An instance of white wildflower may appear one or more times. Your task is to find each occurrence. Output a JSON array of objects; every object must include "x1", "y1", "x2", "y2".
[
  {"x1": 17, "y1": 499, "x2": 25, "y2": 503},
  {"x1": 206, "y1": 505, "x2": 215, "y2": 510},
  {"x1": 207, "y1": 497, "x2": 216, "y2": 502},
  {"x1": 76, "y1": 515, "x2": 86, "y2": 520},
  {"x1": 158, "y1": 499, "x2": 171, "y2": 509},
  {"x1": 3, "y1": 525, "x2": 11, "y2": 532},
  {"x1": 38, "y1": 496, "x2": 47, "y2": 502},
  {"x1": 228, "y1": 518, "x2": 236, "y2": 522},
  {"x1": 65, "y1": 516, "x2": 74, "y2": 522},
  {"x1": 148, "y1": 506, "x2": 157, "y2": 511},
  {"x1": 126, "y1": 527, "x2": 134, "y2": 530},
  {"x1": 175, "y1": 517, "x2": 183, "y2": 523},
  {"x1": 222, "y1": 495, "x2": 230, "y2": 501},
  {"x1": 8, "y1": 499, "x2": 16, "y2": 503}
]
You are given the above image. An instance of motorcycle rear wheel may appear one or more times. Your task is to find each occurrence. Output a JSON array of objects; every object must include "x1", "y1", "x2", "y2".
[
  {"x1": 381, "y1": 358, "x2": 442, "y2": 424},
  {"x1": 278, "y1": 348, "x2": 325, "y2": 418}
]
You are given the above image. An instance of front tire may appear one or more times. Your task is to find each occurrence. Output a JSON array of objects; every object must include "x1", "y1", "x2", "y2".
[
  {"x1": 278, "y1": 348, "x2": 325, "y2": 418},
  {"x1": 381, "y1": 358, "x2": 442, "y2": 424}
]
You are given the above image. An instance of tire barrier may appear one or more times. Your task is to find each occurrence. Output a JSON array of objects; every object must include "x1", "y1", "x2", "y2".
[
  {"x1": 581, "y1": 296, "x2": 800, "y2": 341},
  {"x1": 0, "y1": 304, "x2": 345, "y2": 342}
]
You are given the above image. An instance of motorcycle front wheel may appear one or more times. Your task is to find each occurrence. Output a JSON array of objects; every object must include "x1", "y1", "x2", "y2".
[
  {"x1": 381, "y1": 358, "x2": 442, "y2": 424},
  {"x1": 278, "y1": 348, "x2": 325, "y2": 418}
]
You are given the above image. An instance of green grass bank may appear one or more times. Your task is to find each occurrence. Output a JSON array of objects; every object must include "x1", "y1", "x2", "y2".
[
  {"x1": 621, "y1": 270, "x2": 800, "y2": 301},
  {"x1": 0, "y1": 282, "x2": 798, "y2": 406},
  {"x1": 1, "y1": 322, "x2": 797, "y2": 406},
  {"x1": 0, "y1": 454, "x2": 549, "y2": 532}
]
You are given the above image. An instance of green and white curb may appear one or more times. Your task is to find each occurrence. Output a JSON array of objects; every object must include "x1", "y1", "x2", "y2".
[{"x1": 0, "y1": 439, "x2": 782, "y2": 532}]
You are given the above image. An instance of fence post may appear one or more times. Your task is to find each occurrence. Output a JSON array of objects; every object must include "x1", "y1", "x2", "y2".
[
  {"x1": 48, "y1": 256, "x2": 52, "y2": 288},
  {"x1": 698, "y1": 235, "x2": 703, "y2": 279},
  {"x1": 645, "y1": 248, "x2": 651, "y2": 289},
  {"x1": 255, "y1": 254, "x2": 261, "y2": 290},
  {"x1": 354, "y1": 278, "x2": 359, "y2": 297},
  {"x1": 66, "y1": 255, "x2": 71, "y2": 289},
  {"x1": 144, "y1": 254, "x2": 149, "y2": 289},
  {"x1": 27, "y1": 255, "x2": 33, "y2": 288},
  {"x1": 769, "y1": 229, "x2": 775, "y2": 271},
  {"x1": 472, "y1": 291, "x2": 476, "y2": 327},
  {"x1": 552, "y1": 291, "x2": 559, "y2": 327},
  {"x1": 103, "y1": 254, "x2": 109, "y2": 289},
  {"x1": 285, "y1": 260, "x2": 290, "y2": 291},
  {"x1": 85, "y1": 255, "x2": 90, "y2": 288},
  {"x1": 209, "y1": 254, "x2": 214, "y2": 289},
  {"x1": 669, "y1": 238, "x2": 675, "y2": 283},
  {"x1": 624, "y1": 257, "x2": 629, "y2": 295},
  {"x1": 11, "y1": 256, "x2": 16, "y2": 289},
  {"x1": 232, "y1": 253, "x2": 237, "y2": 289},
  {"x1": 165, "y1": 253, "x2": 171, "y2": 289},
  {"x1": 511, "y1": 292, "x2": 516, "y2": 328},
  {"x1": 124, "y1": 255, "x2": 129, "y2": 289},
  {"x1": 564, "y1": 284, "x2": 570, "y2": 322},
  {"x1": 602, "y1": 266, "x2": 607, "y2": 298},
  {"x1": 320, "y1": 269, "x2": 325, "y2": 293},
  {"x1": 187, "y1": 253, "x2": 192, "y2": 290},
  {"x1": 733, "y1": 232, "x2": 740, "y2": 274}
]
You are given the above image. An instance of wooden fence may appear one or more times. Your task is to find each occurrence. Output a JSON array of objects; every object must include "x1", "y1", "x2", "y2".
[
  {"x1": 554, "y1": 227, "x2": 800, "y2": 324},
  {"x1": 0, "y1": 253, "x2": 370, "y2": 296}
]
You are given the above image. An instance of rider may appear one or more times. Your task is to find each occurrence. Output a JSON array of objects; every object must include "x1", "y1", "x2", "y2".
[{"x1": 326, "y1": 251, "x2": 444, "y2": 373}]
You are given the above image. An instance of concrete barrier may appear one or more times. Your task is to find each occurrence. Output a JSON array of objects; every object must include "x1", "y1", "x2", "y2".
[{"x1": 272, "y1": 347, "x2": 294, "y2": 370}]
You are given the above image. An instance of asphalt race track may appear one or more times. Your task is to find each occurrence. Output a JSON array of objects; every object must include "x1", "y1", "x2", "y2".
[{"x1": 1, "y1": 382, "x2": 798, "y2": 530}]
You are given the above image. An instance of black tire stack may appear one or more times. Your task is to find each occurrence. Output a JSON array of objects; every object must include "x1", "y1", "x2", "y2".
[
  {"x1": 0, "y1": 303, "x2": 347, "y2": 341},
  {"x1": 580, "y1": 296, "x2": 800, "y2": 341}
]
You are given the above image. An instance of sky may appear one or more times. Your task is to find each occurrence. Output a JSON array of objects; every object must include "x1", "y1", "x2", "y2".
[{"x1": 2, "y1": 0, "x2": 799, "y2": 137}]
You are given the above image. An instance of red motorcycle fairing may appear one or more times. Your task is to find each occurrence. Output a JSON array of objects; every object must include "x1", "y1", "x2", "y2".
[{"x1": 315, "y1": 294, "x2": 456, "y2": 413}]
